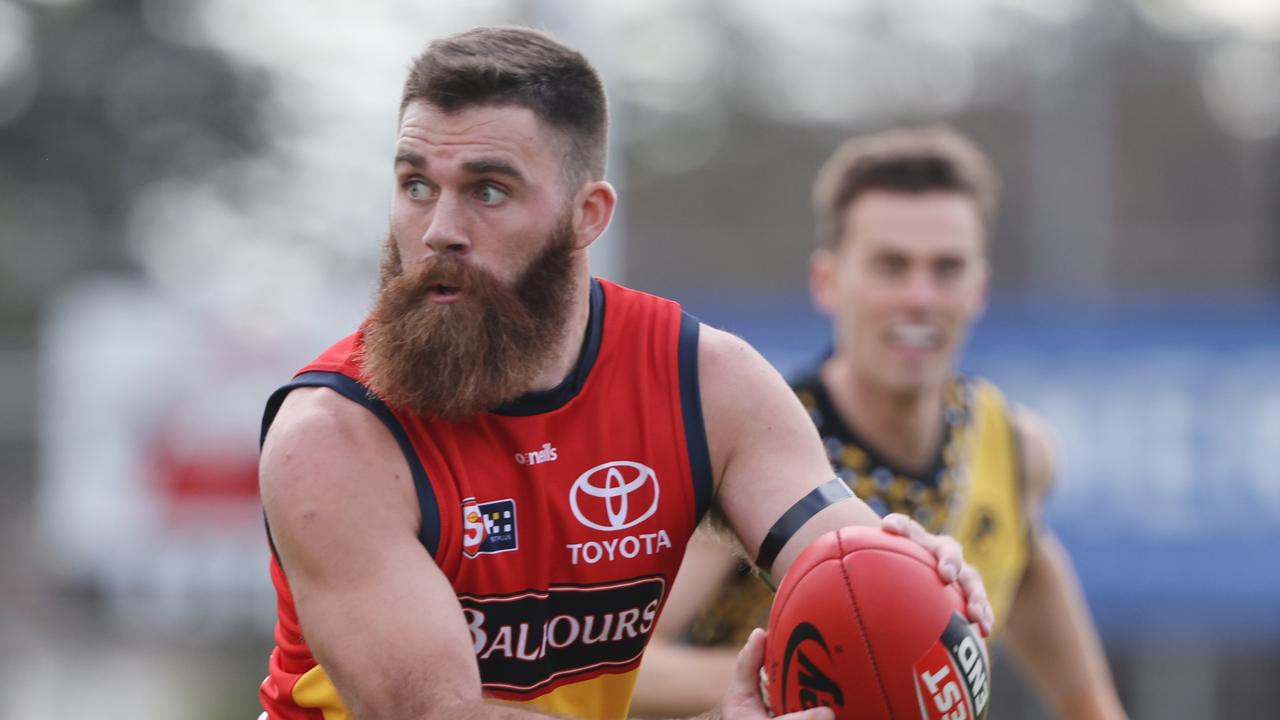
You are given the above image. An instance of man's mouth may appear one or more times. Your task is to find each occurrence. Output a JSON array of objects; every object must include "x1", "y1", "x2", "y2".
[
  {"x1": 426, "y1": 284, "x2": 462, "y2": 303},
  {"x1": 888, "y1": 323, "x2": 940, "y2": 350}
]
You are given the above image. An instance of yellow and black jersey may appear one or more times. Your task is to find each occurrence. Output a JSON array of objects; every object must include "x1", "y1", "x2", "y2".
[{"x1": 687, "y1": 372, "x2": 1030, "y2": 647}]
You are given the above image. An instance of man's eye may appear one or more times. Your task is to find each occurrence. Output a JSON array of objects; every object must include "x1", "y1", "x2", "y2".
[
  {"x1": 937, "y1": 261, "x2": 964, "y2": 279},
  {"x1": 476, "y1": 184, "x2": 508, "y2": 204},
  {"x1": 876, "y1": 257, "x2": 906, "y2": 274},
  {"x1": 406, "y1": 180, "x2": 431, "y2": 200}
]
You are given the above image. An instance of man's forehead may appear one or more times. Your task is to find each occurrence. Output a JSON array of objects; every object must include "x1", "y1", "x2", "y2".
[
  {"x1": 394, "y1": 101, "x2": 574, "y2": 184},
  {"x1": 847, "y1": 189, "x2": 981, "y2": 219},
  {"x1": 398, "y1": 101, "x2": 560, "y2": 150},
  {"x1": 843, "y1": 191, "x2": 985, "y2": 250}
]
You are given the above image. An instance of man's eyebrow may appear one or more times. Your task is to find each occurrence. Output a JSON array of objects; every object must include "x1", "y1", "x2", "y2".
[
  {"x1": 394, "y1": 150, "x2": 425, "y2": 169},
  {"x1": 463, "y1": 159, "x2": 525, "y2": 181},
  {"x1": 393, "y1": 152, "x2": 525, "y2": 182}
]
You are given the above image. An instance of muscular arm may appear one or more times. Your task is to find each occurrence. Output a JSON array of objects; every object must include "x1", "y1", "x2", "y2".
[
  {"x1": 698, "y1": 326, "x2": 882, "y2": 579},
  {"x1": 260, "y1": 388, "x2": 555, "y2": 720},
  {"x1": 630, "y1": 327, "x2": 892, "y2": 719},
  {"x1": 698, "y1": 326, "x2": 985, "y2": 599},
  {"x1": 1002, "y1": 409, "x2": 1128, "y2": 720},
  {"x1": 632, "y1": 327, "x2": 992, "y2": 718}
]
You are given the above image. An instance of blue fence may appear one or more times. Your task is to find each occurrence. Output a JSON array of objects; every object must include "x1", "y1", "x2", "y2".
[{"x1": 679, "y1": 290, "x2": 1280, "y2": 643}]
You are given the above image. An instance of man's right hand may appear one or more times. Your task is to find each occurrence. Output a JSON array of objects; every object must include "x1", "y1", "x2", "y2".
[{"x1": 711, "y1": 628, "x2": 834, "y2": 720}]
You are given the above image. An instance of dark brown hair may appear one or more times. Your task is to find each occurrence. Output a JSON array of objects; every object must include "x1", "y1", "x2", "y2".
[
  {"x1": 401, "y1": 26, "x2": 608, "y2": 186},
  {"x1": 812, "y1": 125, "x2": 1000, "y2": 248}
]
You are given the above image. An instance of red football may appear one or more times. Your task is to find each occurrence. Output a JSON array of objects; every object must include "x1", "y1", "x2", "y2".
[{"x1": 763, "y1": 526, "x2": 990, "y2": 720}]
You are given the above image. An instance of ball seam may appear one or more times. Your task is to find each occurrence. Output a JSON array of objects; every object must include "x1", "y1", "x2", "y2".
[{"x1": 837, "y1": 531, "x2": 897, "y2": 719}]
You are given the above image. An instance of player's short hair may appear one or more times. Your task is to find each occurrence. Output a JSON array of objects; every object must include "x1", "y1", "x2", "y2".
[
  {"x1": 812, "y1": 125, "x2": 1000, "y2": 249},
  {"x1": 401, "y1": 26, "x2": 608, "y2": 187}
]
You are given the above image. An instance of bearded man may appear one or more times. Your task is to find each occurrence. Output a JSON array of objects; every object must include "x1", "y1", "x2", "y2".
[{"x1": 256, "y1": 26, "x2": 994, "y2": 720}]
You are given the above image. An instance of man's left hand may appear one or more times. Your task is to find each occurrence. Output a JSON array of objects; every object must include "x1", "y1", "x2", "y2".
[{"x1": 881, "y1": 513, "x2": 994, "y2": 637}]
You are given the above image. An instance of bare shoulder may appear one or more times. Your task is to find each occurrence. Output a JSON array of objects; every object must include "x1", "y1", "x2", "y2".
[
  {"x1": 697, "y1": 323, "x2": 781, "y2": 389},
  {"x1": 696, "y1": 323, "x2": 851, "y2": 555},
  {"x1": 1011, "y1": 404, "x2": 1058, "y2": 512},
  {"x1": 258, "y1": 388, "x2": 491, "y2": 716},
  {"x1": 697, "y1": 324, "x2": 804, "y2": 427},
  {"x1": 260, "y1": 387, "x2": 420, "y2": 575},
  {"x1": 696, "y1": 324, "x2": 803, "y2": 477}
]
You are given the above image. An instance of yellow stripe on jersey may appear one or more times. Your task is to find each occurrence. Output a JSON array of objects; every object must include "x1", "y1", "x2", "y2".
[
  {"x1": 502, "y1": 668, "x2": 638, "y2": 720},
  {"x1": 289, "y1": 658, "x2": 637, "y2": 720},
  {"x1": 291, "y1": 664, "x2": 350, "y2": 720},
  {"x1": 945, "y1": 378, "x2": 1029, "y2": 635}
]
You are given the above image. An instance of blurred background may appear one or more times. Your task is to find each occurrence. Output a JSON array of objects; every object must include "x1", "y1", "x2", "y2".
[{"x1": 2, "y1": 0, "x2": 1277, "y2": 717}]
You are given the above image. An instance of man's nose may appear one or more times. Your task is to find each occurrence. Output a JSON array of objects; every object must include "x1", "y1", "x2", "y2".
[
  {"x1": 901, "y1": 270, "x2": 941, "y2": 308},
  {"x1": 421, "y1": 193, "x2": 470, "y2": 255}
]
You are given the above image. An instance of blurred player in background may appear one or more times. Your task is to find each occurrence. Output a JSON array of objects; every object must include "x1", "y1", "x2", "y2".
[
  {"x1": 633, "y1": 126, "x2": 1127, "y2": 720},
  {"x1": 256, "y1": 28, "x2": 993, "y2": 720}
]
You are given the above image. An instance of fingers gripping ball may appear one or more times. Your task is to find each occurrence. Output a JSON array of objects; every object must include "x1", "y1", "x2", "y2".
[{"x1": 763, "y1": 526, "x2": 990, "y2": 719}]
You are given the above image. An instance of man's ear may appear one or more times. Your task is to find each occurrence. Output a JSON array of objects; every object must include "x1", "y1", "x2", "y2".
[
  {"x1": 809, "y1": 248, "x2": 838, "y2": 316},
  {"x1": 571, "y1": 180, "x2": 617, "y2": 250}
]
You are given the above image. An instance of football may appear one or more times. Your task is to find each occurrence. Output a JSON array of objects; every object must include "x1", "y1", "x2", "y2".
[{"x1": 763, "y1": 526, "x2": 989, "y2": 720}]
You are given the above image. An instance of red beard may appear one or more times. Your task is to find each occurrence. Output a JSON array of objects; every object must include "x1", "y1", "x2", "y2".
[{"x1": 361, "y1": 222, "x2": 576, "y2": 420}]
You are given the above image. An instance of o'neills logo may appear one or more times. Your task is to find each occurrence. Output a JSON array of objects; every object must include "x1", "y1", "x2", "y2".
[
  {"x1": 515, "y1": 442, "x2": 558, "y2": 466},
  {"x1": 913, "y1": 612, "x2": 990, "y2": 720},
  {"x1": 458, "y1": 576, "x2": 666, "y2": 692},
  {"x1": 780, "y1": 622, "x2": 845, "y2": 712}
]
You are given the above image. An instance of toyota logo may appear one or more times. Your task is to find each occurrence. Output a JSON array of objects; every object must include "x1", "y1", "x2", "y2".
[{"x1": 569, "y1": 461, "x2": 660, "y2": 531}]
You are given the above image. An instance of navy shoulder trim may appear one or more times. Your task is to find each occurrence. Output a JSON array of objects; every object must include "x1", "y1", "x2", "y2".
[
  {"x1": 260, "y1": 371, "x2": 441, "y2": 559},
  {"x1": 678, "y1": 312, "x2": 714, "y2": 525}
]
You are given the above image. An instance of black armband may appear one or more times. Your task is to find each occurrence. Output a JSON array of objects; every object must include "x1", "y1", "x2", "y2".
[{"x1": 755, "y1": 477, "x2": 855, "y2": 573}]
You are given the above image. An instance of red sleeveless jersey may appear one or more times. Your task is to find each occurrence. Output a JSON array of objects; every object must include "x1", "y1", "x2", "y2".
[{"x1": 258, "y1": 279, "x2": 713, "y2": 720}]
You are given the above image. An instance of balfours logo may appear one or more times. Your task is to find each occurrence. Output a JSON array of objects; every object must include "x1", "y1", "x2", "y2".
[{"x1": 459, "y1": 576, "x2": 666, "y2": 692}]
